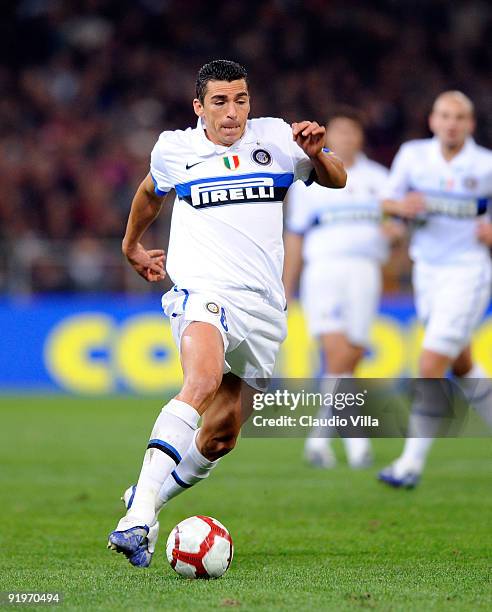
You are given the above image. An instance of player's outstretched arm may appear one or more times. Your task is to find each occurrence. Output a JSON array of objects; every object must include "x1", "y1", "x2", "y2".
[
  {"x1": 292, "y1": 121, "x2": 347, "y2": 188},
  {"x1": 282, "y1": 232, "x2": 304, "y2": 303},
  {"x1": 122, "y1": 173, "x2": 166, "y2": 282}
]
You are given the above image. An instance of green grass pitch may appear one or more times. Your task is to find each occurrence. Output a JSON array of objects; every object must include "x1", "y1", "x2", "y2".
[{"x1": 0, "y1": 396, "x2": 490, "y2": 611}]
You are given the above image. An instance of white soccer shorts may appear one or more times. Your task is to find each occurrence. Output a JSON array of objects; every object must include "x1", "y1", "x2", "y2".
[
  {"x1": 161, "y1": 286, "x2": 287, "y2": 389},
  {"x1": 413, "y1": 259, "x2": 492, "y2": 358},
  {"x1": 300, "y1": 257, "x2": 381, "y2": 347}
]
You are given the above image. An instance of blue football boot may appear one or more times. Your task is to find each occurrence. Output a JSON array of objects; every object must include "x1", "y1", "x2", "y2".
[
  {"x1": 378, "y1": 464, "x2": 421, "y2": 489},
  {"x1": 107, "y1": 485, "x2": 160, "y2": 567}
]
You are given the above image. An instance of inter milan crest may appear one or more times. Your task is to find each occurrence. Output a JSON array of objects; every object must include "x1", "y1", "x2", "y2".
[
  {"x1": 223, "y1": 155, "x2": 240, "y2": 170},
  {"x1": 251, "y1": 148, "x2": 272, "y2": 166},
  {"x1": 206, "y1": 302, "x2": 220, "y2": 314}
]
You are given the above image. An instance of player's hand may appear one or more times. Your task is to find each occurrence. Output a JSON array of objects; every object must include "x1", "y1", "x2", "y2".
[
  {"x1": 124, "y1": 243, "x2": 166, "y2": 282},
  {"x1": 476, "y1": 221, "x2": 492, "y2": 246},
  {"x1": 381, "y1": 219, "x2": 407, "y2": 243},
  {"x1": 389, "y1": 192, "x2": 426, "y2": 219},
  {"x1": 292, "y1": 121, "x2": 326, "y2": 158}
]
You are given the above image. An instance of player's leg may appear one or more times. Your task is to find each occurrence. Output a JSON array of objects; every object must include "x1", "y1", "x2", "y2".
[
  {"x1": 449, "y1": 261, "x2": 492, "y2": 427},
  {"x1": 305, "y1": 258, "x2": 378, "y2": 468},
  {"x1": 157, "y1": 292, "x2": 285, "y2": 502},
  {"x1": 381, "y1": 260, "x2": 492, "y2": 487},
  {"x1": 156, "y1": 374, "x2": 255, "y2": 508},
  {"x1": 379, "y1": 262, "x2": 449, "y2": 488},
  {"x1": 322, "y1": 332, "x2": 365, "y2": 374},
  {"x1": 340, "y1": 260, "x2": 380, "y2": 467},
  {"x1": 301, "y1": 263, "x2": 345, "y2": 467},
  {"x1": 379, "y1": 348, "x2": 452, "y2": 485},
  {"x1": 156, "y1": 292, "x2": 285, "y2": 506},
  {"x1": 304, "y1": 332, "x2": 366, "y2": 468},
  {"x1": 124, "y1": 321, "x2": 223, "y2": 525},
  {"x1": 451, "y1": 346, "x2": 492, "y2": 426},
  {"x1": 108, "y1": 321, "x2": 224, "y2": 564}
]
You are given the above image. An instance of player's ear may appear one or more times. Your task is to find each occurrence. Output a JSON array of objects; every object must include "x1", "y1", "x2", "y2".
[{"x1": 193, "y1": 98, "x2": 204, "y2": 118}]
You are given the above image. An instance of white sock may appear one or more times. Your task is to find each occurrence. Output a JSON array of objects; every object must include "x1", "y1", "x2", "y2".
[
  {"x1": 156, "y1": 429, "x2": 218, "y2": 510},
  {"x1": 343, "y1": 437, "x2": 372, "y2": 465},
  {"x1": 307, "y1": 373, "x2": 351, "y2": 444},
  {"x1": 395, "y1": 376, "x2": 460, "y2": 476},
  {"x1": 121, "y1": 399, "x2": 199, "y2": 528},
  {"x1": 394, "y1": 385, "x2": 446, "y2": 476},
  {"x1": 455, "y1": 364, "x2": 492, "y2": 427},
  {"x1": 311, "y1": 373, "x2": 371, "y2": 463},
  {"x1": 395, "y1": 436, "x2": 434, "y2": 477}
]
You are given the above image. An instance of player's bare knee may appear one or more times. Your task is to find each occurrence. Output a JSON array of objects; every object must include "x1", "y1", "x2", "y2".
[
  {"x1": 419, "y1": 353, "x2": 449, "y2": 378},
  {"x1": 347, "y1": 346, "x2": 365, "y2": 371},
  {"x1": 329, "y1": 350, "x2": 356, "y2": 374},
  {"x1": 420, "y1": 361, "x2": 435, "y2": 378}
]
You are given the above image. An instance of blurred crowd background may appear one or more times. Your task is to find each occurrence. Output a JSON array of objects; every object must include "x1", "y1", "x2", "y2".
[{"x1": 1, "y1": 0, "x2": 491, "y2": 294}]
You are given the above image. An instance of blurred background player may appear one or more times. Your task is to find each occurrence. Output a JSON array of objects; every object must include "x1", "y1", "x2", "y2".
[
  {"x1": 283, "y1": 109, "x2": 393, "y2": 469},
  {"x1": 379, "y1": 91, "x2": 492, "y2": 488}
]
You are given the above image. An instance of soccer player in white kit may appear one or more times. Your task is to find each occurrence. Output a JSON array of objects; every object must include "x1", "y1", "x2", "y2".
[
  {"x1": 283, "y1": 110, "x2": 390, "y2": 469},
  {"x1": 378, "y1": 91, "x2": 492, "y2": 488},
  {"x1": 107, "y1": 60, "x2": 346, "y2": 566}
]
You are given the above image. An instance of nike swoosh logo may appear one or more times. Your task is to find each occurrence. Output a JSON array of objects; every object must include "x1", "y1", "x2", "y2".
[{"x1": 185, "y1": 161, "x2": 205, "y2": 170}]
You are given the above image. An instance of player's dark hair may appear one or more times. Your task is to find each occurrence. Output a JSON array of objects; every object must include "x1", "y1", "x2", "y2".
[
  {"x1": 196, "y1": 60, "x2": 248, "y2": 103},
  {"x1": 326, "y1": 107, "x2": 365, "y2": 130}
]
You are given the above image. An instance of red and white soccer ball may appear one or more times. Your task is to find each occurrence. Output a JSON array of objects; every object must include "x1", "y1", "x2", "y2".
[{"x1": 166, "y1": 516, "x2": 233, "y2": 579}]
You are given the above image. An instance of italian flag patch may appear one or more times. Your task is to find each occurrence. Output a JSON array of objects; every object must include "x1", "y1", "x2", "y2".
[{"x1": 223, "y1": 155, "x2": 240, "y2": 170}]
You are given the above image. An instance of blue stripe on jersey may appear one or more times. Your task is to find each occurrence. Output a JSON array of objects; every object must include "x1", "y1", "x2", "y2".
[
  {"x1": 174, "y1": 172, "x2": 294, "y2": 197},
  {"x1": 409, "y1": 187, "x2": 489, "y2": 212},
  {"x1": 309, "y1": 203, "x2": 381, "y2": 228},
  {"x1": 151, "y1": 173, "x2": 169, "y2": 197},
  {"x1": 478, "y1": 198, "x2": 489, "y2": 214}
]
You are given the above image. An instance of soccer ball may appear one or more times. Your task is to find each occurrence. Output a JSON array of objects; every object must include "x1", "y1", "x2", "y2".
[{"x1": 166, "y1": 516, "x2": 233, "y2": 579}]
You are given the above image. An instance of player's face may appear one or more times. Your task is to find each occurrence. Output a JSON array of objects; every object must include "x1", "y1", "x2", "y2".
[
  {"x1": 193, "y1": 79, "x2": 250, "y2": 146},
  {"x1": 325, "y1": 118, "x2": 363, "y2": 161},
  {"x1": 429, "y1": 98, "x2": 475, "y2": 149}
]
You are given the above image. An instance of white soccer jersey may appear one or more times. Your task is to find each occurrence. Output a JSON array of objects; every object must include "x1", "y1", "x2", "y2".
[
  {"x1": 151, "y1": 117, "x2": 313, "y2": 310},
  {"x1": 286, "y1": 154, "x2": 389, "y2": 263},
  {"x1": 382, "y1": 137, "x2": 492, "y2": 264}
]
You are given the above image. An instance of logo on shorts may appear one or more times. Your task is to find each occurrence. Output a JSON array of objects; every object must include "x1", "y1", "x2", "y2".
[
  {"x1": 206, "y1": 302, "x2": 220, "y2": 314},
  {"x1": 251, "y1": 148, "x2": 272, "y2": 166}
]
